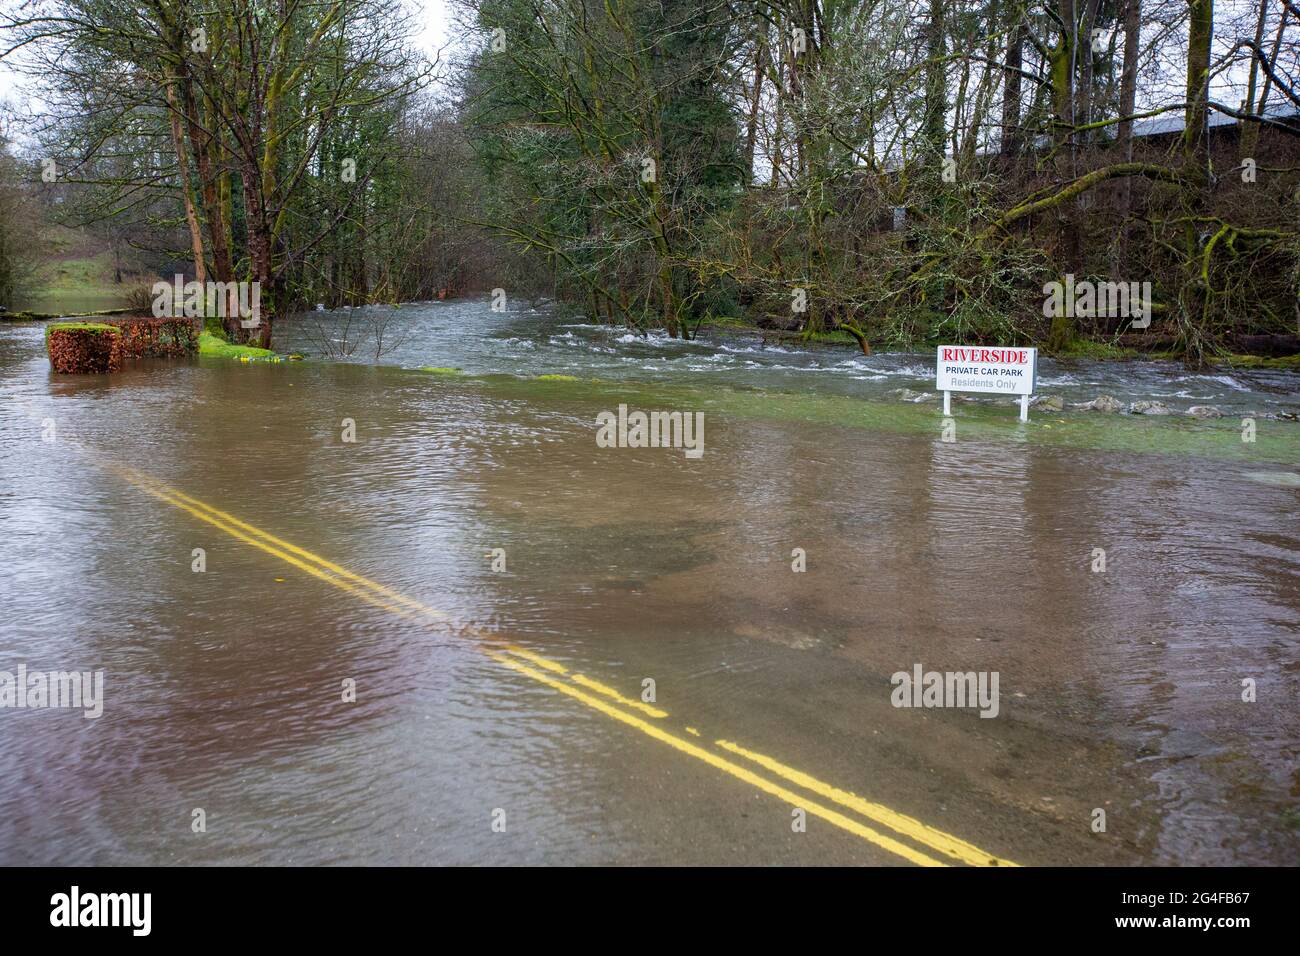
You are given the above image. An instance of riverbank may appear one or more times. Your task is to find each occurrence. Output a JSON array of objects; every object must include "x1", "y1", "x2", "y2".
[
  {"x1": 10, "y1": 290, "x2": 1300, "y2": 371},
  {"x1": 693, "y1": 315, "x2": 1300, "y2": 369},
  {"x1": 13, "y1": 298, "x2": 1298, "y2": 428}
]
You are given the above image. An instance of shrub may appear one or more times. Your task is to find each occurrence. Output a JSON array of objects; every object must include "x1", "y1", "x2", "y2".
[
  {"x1": 122, "y1": 283, "x2": 158, "y2": 313},
  {"x1": 107, "y1": 316, "x2": 200, "y2": 359},
  {"x1": 46, "y1": 323, "x2": 122, "y2": 373},
  {"x1": 45, "y1": 317, "x2": 199, "y2": 372}
]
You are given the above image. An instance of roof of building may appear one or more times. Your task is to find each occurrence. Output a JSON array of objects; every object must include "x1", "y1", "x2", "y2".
[{"x1": 1131, "y1": 102, "x2": 1300, "y2": 138}]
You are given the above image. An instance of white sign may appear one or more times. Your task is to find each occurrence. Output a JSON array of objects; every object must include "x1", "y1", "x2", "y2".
[{"x1": 935, "y1": 346, "x2": 1038, "y2": 420}]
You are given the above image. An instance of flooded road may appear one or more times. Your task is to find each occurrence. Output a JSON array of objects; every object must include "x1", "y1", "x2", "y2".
[{"x1": 1, "y1": 301, "x2": 1297, "y2": 866}]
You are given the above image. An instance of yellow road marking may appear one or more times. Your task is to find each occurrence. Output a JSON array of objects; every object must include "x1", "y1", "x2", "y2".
[
  {"x1": 487, "y1": 652, "x2": 945, "y2": 866},
  {"x1": 123, "y1": 476, "x2": 420, "y2": 622},
  {"x1": 569, "y1": 673, "x2": 668, "y2": 718},
  {"x1": 104, "y1": 460, "x2": 1016, "y2": 866},
  {"x1": 503, "y1": 644, "x2": 570, "y2": 675},
  {"x1": 716, "y1": 740, "x2": 1017, "y2": 867},
  {"x1": 109, "y1": 464, "x2": 447, "y2": 623}
]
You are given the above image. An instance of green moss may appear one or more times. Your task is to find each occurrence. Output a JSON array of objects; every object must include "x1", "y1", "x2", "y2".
[
  {"x1": 1221, "y1": 352, "x2": 1300, "y2": 371},
  {"x1": 1051, "y1": 347, "x2": 1300, "y2": 370},
  {"x1": 45, "y1": 322, "x2": 119, "y2": 343},
  {"x1": 802, "y1": 329, "x2": 862, "y2": 345},
  {"x1": 534, "y1": 373, "x2": 579, "y2": 381},
  {"x1": 198, "y1": 331, "x2": 275, "y2": 360},
  {"x1": 416, "y1": 366, "x2": 463, "y2": 375}
]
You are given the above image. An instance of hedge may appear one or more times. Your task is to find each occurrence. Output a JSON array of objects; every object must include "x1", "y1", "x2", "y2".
[
  {"x1": 45, "y1": 317, "x2": 200, "y2": 373},
  {"x1": 107, "y1": 316, "x2": 201, "y2": 359},
  {"x1": 46, "y1": 323, "x2": 123, "y2": 374}
]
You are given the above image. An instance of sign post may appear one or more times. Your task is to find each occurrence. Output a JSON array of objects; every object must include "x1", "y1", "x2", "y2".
[{"x1": 935, "y1": 346, "x2": 1038, "y2": 422}]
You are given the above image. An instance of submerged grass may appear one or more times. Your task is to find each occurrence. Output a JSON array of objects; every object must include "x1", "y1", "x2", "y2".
[
  {"x1": 407, "y1": 367, "x2": 1299, "y2": 466},
  {"x1": 1221, "y1": 353, "x2": 1300, "y2": 371}
]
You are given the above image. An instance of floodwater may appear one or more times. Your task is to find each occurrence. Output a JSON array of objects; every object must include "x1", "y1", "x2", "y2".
[{"x1": 0, "y1": 300, "x2": 1297, "y2": 866}]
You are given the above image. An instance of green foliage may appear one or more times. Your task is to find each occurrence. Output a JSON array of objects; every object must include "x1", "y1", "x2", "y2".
[
  {"x1": 197, "y1": 330, "x2": 275, "y2": 360},
  {"x1": 464, "y1": 0, "x2": 745, "y2": 335}
]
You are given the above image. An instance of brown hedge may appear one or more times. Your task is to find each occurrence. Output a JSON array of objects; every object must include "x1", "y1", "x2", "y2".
[
  {"x1": 46, "y1": 324, "x2": 123, "y2": 374},
  {"x1": 45, "y1": 317, "x2": 200, "y2": 373},
  {"x1": 107, "y1": 316, "x2": 201, "y2": 359}
]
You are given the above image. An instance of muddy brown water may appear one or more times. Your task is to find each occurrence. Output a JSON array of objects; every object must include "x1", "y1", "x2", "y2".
[{"x1": 0, "y1": 304, "x2": 1297, "y2": 865}]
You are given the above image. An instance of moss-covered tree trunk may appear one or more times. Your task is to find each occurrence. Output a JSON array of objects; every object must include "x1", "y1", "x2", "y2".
[
  {"x1": 1179, "y1": 0, "x2": 1215, "y2": 366},
  {"x1": 1047, "y1": 0, "x2": 1079, "y2": 351}
]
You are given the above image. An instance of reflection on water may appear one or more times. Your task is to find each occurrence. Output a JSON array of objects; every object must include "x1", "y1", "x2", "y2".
[{"x1": 0, "y1": 303, "x2": 1297, "y2": 865}]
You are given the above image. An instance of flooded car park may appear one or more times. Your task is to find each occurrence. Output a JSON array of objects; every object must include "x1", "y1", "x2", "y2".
[{"x1": 1, "y1": 301, "x2": 1297, "y2": 866}]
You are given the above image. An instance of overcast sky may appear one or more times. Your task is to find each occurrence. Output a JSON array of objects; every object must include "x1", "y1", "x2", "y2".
[
  {"x1": 415, "y1": 0, "x2": 456, "y2": 61},
  {"x1": 0, "y1": 0, "x2": 458, "y2": 117}
]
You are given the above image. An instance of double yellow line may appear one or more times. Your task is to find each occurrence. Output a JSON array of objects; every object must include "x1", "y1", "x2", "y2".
[{"x1": 106, "y1": 461, "x2": 1018, "y2": 867}]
